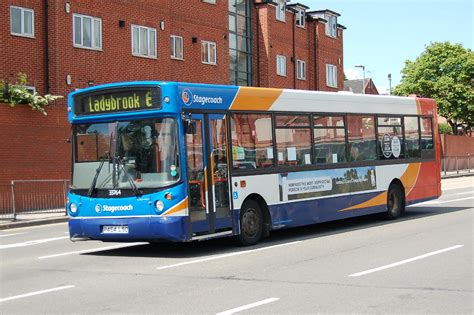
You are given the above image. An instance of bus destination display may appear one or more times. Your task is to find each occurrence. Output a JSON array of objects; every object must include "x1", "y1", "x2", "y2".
[{"x1": 74, "y1": 87, "x2": 161, "y2": 116}]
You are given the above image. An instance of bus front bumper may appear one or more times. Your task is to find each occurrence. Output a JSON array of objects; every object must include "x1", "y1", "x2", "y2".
[{"x1": 69, "y1": 216, "x2": 188, "y2": 242}]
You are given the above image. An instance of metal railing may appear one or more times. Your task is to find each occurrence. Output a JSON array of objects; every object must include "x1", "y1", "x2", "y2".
[
  {"x1": 0, "y1": 180, "x2": 69, "y2": 221},
  {"x1": 441, "y1": 155, "x2": 473, "y2": 176}
]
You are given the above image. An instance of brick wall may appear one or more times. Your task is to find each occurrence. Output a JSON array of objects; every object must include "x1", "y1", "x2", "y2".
[{"x1": 1, "y1": 1, "x2": 345, "y2": 185}]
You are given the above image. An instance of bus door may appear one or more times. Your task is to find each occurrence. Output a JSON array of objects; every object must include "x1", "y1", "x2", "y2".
[{"x1": 185, "y1": 113, "x2": 232, "y2": 236}]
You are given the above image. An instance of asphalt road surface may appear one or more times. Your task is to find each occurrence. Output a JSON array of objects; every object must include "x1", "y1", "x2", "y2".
[{"x1": 1, "y1": 176, "x2": 473, "y2": 314}]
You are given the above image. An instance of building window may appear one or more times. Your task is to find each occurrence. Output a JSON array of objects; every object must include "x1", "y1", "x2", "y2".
[
  {"x1": 201, "y1": 41, "x2": 217, "y2": 65},
  {"x1": 73, "y1": 14, "x2": 102, "y2": 50},
  {"x1": 297, "y1": 60, "x2": 306, "y2": 80},
  {"x1": 326, "y1": 64, "x2": 337, "y2": 88},
  {"x1": 229, "y1": 0, "x2": 252, "y2": 86},
  {"x1": 295, "y1": 8, "x2": 305, "y2": 27},
  {"x1": 277, "y1": 55, "x2": 287, "y2": 76},
  {"x1": 326, "y1": 14, "x2": 337, "y2": 38},
  {"x1": 276, "y1": 0, "x2": 286, "y2": 22},
  {"x1": 132, "y1": 25, "x2": 157, "y2": 58},
  {"x1": 202, "y1": 0, "x2": 216, "y2": 3},
  {"x1": 10, "y1": 6, "x2": 34, "y2": 37},
  {"x1": 170, "y1": 35, "x2": 183, "y2": 60}
]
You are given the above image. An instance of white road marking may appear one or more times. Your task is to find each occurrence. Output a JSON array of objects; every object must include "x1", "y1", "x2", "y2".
[
  {"x1": 0, "y1": 232, "x2": 27, "y2": 238},
  {"x1": 421, "y1": 196, "x2": 474, "y2": 205},
  {"x1": 0, "y1": 285, "x2": 75, "y2": 303},
  {"x1": 38, "y1": 242, "x2": 147, "y2": 259},
  {"x1": 157, "y1": 241, "x2": 302, "y2": 270},
  {"x1": 454, "y1": 191, "x2": 474, "y2": 196},
  {"x1": 216, "y1": 298, "x2": 280, "y2": 315},
  {"x1": 0, "y1": 236, "x2": 69, "y2": 249},
  {"x1": 349, "y1": 245, "x2": 464, "y2": 277}
]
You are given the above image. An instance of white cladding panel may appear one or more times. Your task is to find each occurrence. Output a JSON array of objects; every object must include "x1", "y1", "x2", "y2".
[
  {"x1": 232, "y1": 174, "x2": 280, "y2": 209},
  {"x1": 270, "y1": 90, "x2": 418, "y2": 115},
  {"x1": 375, "y1": 164, "x2": 409, "y2": 191}
]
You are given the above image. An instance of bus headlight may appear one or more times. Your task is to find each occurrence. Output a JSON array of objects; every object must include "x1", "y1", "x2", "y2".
[
  {"x1": 155, "y1": 200, "x2": 164, "y2": 212},
  {"x1": 69, "y1": 203, "x2": 78, "y2": 215}
]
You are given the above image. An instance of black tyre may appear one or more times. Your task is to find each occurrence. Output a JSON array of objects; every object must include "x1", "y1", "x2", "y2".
[
  {"x1": 237, "y1": 200, "x2": 263, "y2": 246},
  {"x1": 386, "y1": 183, "x2": 405, "y2": 220}
]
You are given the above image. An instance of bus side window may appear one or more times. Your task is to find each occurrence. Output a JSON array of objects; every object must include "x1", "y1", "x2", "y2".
[
  {"x1": 231, "y1": 113, "x2": 274, "y2": 169},
  {"x1": 420, "y1": 117, "x2": 435, "y2": 159},
  {"x1": 404, "y1": 116, "x2": 421, "y2": 158},
  {"x1": 347, "y1": 115, "x2": 377, "y2": 162}
]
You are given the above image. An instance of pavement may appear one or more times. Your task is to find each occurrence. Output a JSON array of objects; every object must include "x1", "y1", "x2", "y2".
[
  {"x1": 0, "y1": 171, "x2": 472, "y2": 230},
  {"x1": 0, "y1": 211, "x2": 69, "y2": 230}
]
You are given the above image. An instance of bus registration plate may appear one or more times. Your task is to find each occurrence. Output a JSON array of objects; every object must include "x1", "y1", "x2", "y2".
[{"x1": 102, "y1": 225, "x2": 129, "y2": 234}]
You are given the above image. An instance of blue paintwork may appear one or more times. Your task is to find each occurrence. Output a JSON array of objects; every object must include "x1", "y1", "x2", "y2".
[
  {"x1": 69, "y1": 216, "x2": 188, "y2": 242},
  {"x1": 268, "y1": 192, "x2": 381, "y2": 229}
]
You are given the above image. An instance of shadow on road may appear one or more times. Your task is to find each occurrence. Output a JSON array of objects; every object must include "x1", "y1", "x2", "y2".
[{"x1": 83, "y1": 204, "x2": 470, "y2": 259}]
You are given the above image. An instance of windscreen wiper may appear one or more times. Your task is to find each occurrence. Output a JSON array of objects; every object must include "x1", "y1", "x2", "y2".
[
  {"x1": 115, "y1": 157, "x2": 141, "y2": 196},
  {"x1": 88, "y1": 152, "x2": 109, "y2": 197}
]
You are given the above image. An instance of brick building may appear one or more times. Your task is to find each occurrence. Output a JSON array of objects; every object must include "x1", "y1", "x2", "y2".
[{"x1": 0, "y1": 0, "x2": 345, "y2": 185}]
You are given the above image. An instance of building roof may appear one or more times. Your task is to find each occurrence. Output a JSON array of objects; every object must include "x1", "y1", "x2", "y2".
[{"x1": 344, "y1": 79, "x2": 379, "y2": 95}]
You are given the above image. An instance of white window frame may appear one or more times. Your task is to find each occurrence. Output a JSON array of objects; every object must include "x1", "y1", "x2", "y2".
[
  {"x1": 297, "y1": 60, "x2": 306, "y2": 80},
  {"x1": 131, "y1": 24, "x2": 157, "y2": 58},
  {"x1": 325, "y1": 14, "x2": 337, "y2": 38},
  {"x1": 295, "y1": 8, "x2": 305, "y2": 28},
  {"x1": 202, "y1": 0, "x2": 216, "y2": 3},
  {"x1": 276, "y1": 0, "x2": 286, "y2": 22},
  {"x1": 170, "y1": 35, "x2": 184, "y2": 60},
  {"x1": 326, "y1": 64, "x2": 338, "y2": 88},
  {"x1": 276, "y1": 55, "x2": 287, "y2": 76},
  {"x1": 201, "y1": 41, "x2": 217, "y2": 65},
  {"x1": 10, "y1": 6, "x2": 34, "y2": 38},
  {"x1": 73, "y1": 14, "x2": 102, "y2": 50}
]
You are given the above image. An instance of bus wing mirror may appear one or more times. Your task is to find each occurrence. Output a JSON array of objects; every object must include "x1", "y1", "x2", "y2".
[{"x1": 185, "y1": 119, "x2": 196, "y2": 134}]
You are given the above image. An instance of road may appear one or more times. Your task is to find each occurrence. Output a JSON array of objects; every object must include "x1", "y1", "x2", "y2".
[{"x1": 1, "y1": 176, "x2": 473, "y2": 314}]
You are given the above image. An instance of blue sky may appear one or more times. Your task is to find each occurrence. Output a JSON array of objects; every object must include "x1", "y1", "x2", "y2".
[{"x1": 303, "y1": 0, "x2": 473, "y2": 93}]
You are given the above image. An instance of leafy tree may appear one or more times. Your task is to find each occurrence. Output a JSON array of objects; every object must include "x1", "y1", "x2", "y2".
[
  {"x1": 0, "y1": 73, "x2": 62, "y2": 115},
  {"x1": 394, "y1": 42, "x2": 474, "y2": 134}
]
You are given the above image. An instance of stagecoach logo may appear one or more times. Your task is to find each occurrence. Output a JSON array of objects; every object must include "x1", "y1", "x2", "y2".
[
  {"x1": 181, "y1": 88, "x2": 223, "y2": 106},
  {"x1": 95, "y1": 204, "x2": 133, "y2": 214},
  {"x1": 182, "y1": 89, "x2": 193, "y2": 106}
]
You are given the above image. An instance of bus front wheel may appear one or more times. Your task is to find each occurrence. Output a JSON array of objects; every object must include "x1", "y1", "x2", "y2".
[
  {"x1": 386, "y1": 183, "x2": 405, "y2": 220},
  {"x1": 237, "y1": 200, "x2": 263, "y2": 246}
]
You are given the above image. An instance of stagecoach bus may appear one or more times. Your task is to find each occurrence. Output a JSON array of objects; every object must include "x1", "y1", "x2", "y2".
[{"x1": 67, "y1": 81, "x2": 441, "y2": 245}]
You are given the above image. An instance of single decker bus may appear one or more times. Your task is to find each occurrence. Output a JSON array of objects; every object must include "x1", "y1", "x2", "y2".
[{"x1": 67, "y1": 81, "x2": 441, "y2": 245}]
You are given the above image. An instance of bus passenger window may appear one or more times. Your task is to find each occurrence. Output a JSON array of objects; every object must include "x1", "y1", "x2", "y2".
[
  {"x1": 377, "y1": 116, "x2": 404, "y2": 159},
  {"x1": 231, "y1": 113, "x2": 274, "y2": 169},
  {"x1": 313, "y1": 116, "x2": 346, "y2": 164},
  {"x1": 347, "y1": 115, "x2": 377, "y2": 162},
  {"x1": 420, "y1": 117, "x2": 434, "y2": 159},
  {"x1": 404, "y1": 116, "x2": 420, "y2": 158},
  {"x1": 275, "y1": 115, "x2": 311, "y2": 166}
]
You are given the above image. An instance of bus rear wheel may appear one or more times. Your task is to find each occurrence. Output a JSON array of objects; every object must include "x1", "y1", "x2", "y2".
[
  {"x1": 237, "y1": 200, "x2": 263, "y2": 246},
  {"x1": 386, "y1": 183, "x2": 405, "y2": 220}
]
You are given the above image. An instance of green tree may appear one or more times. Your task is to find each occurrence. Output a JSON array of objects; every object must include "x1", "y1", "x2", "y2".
[
  {"x1": 394, "y1": 42, "x2": 474, "y2": 134},
  {"x1": 0, "y1": 73, "x2": 62, "y2": 115}
]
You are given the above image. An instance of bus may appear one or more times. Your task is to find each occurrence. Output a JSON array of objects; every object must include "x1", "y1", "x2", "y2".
[{"x1": 67, "y1": 81, "x2": 441, "y2": 245}]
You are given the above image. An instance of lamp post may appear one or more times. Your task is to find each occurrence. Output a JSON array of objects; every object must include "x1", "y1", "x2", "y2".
[
  {"x1": 355, "y1": 64, "x2": 366, "y2": 94},
  {"x1": 388, "y1": 73, "x2": 392, "y2": 95}
]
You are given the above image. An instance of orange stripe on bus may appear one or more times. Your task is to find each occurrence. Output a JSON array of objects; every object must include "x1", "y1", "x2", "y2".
[
  {"x1": 230, "y1": 87, "x2": 283, "y2": 111},
  {"x1": 340, "y1": 163, "x2": 421, "y2": 212},
  {"x1": 340, "y1": 191, "x2": 387, "y2": 212},
  {"x1": 164, "y1": 198, "x2": 188, "y2": 216}
]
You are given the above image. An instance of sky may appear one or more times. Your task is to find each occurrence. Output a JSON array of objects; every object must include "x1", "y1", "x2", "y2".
[{"x1": 303, "y1": 0, "x2": 473, "y2": 94}]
